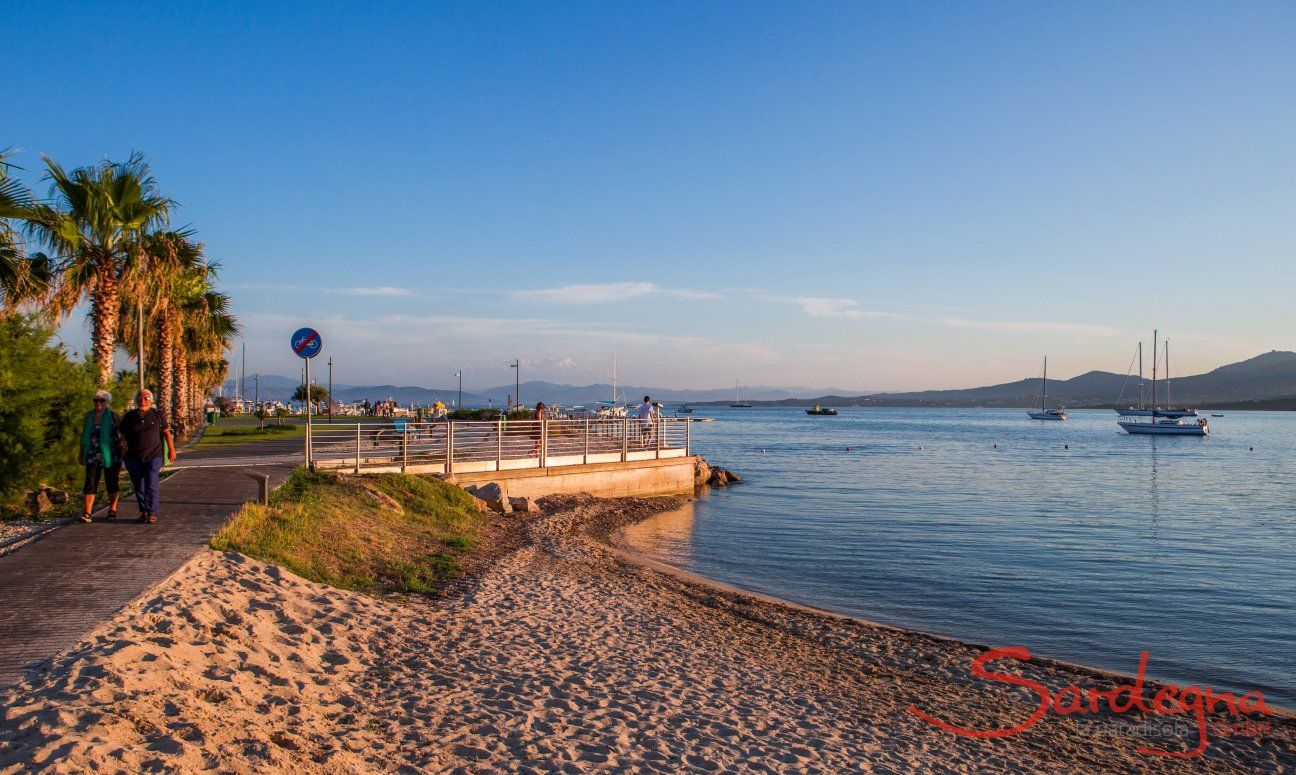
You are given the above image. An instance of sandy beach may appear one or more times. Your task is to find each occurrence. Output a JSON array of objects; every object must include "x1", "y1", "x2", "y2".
[{"x1": 1, "y1": 494, "x2": 1292, "y2": 773}]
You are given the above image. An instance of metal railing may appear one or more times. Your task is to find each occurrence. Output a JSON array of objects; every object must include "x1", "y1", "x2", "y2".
[{"x1": 307, "y1": 417, "x2": 706, "y2": 475}]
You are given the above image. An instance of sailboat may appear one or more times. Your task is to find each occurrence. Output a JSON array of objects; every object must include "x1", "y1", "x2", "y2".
[
  {"x1": 595, "y1": 352, "x2": 627, "y2": 418},
  {"x1": 729, "y1": 381, "x2": 753, "y2": 408},
  {"x1": 1116, "y1": 338, "x2": 1197, "y2": 417},
  {"x1": 1027, "y1": 357, "x2": 1067, "y2": 420},
  {"x1": 1118, "y1": 333, "x2": 1207, "y2": 436}
]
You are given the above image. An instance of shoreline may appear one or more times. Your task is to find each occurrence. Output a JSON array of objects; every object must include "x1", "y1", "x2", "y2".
[
  {"x1": 609, "y1": 509, "x2": 1296, "y2": 719},
  {"x1": 1, "y1": 493, "x2": 1292, "y2": 771}
]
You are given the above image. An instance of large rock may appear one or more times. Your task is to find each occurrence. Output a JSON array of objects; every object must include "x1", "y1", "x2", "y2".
[
  {"x1": 473, "y1": 482, "x2": 512, "y2": 513},
  {"x1": 509, "y1": 496, "x2": 540, "y2": 514},
  {"x1": 360, "y1": 486, "x2": 404, "y2": 515},
  {"x1": 708, "y1": 469, "x2": 729, "y2": 486},
  {"x1": 694, "y1": 460, "x2": 712, "y2": 487}
]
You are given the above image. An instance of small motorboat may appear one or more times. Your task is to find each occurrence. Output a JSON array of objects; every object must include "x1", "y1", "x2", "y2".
[
  {"x1": 675, "y1": 403, "x2": 695, "y2": 416},
  {"x1": 806, "y1": 405, "x2": 838, "y2": 416},
  {"x1": 1211, "y1": 413, "x2": 1224, "y2": 418}
]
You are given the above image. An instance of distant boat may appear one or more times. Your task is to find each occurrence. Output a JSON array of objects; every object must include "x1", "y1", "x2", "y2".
[
  {"x1": 675, "y1": 403, "x2": 695, "y2": 415},
  {"x1": 1114, "y1": 338, "x2": 1197, "y2": 417},
  {"x1": 1212, "y1": 413, "x2": 1224, "y2": 418},
  {"x1": 1119, "y1": 332, "x2": 1207, "y2": 436},
  {"x1": 1119, "y1": 416, "x2": 1209, "y2": 436},
  {"x1": 1027, "y1": 356, "x2": 1067, "y2": 421},
  {"x1": 729, "y1": 381, "x2": 753, "y2": 408},
  {"x1": 806, "y1": 405, "x2": 838, "y2": 415}
]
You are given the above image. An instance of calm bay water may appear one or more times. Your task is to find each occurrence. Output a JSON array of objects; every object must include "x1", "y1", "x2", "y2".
[{"x1": 621, "y1": 407, "x2": 1296, "y2": 708}]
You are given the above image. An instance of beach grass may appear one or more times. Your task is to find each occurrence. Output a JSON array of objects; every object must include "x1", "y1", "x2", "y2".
[{"x1": 210, "y1": 468, "x2": 483, "y2": 594}]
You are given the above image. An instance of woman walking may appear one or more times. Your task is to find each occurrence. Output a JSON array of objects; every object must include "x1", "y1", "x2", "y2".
[{"x1": 79, "y1": 390, "x2": 123, "y2": 523}]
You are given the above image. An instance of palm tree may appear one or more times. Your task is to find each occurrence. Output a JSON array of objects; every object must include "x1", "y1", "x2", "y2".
[
  {"x1": 119, "y1": 231, "x2": 205, "y2": 420},
  {"x1": 172, "y1": 286, "x2": 239, "y2": 432},
  {"x1": 0, "y1": 149, "x2": 50, "y2": 308},
  {"x1": 28, "y1": 152, "x2": 172, "y2": 387}
]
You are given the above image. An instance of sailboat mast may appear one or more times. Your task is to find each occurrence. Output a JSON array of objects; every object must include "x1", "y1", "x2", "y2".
[
  {"x1": 1165, "y1": 340, "x2": 1171, "y2": 408},
  {"x1": 1138, "y1": 342, "x2": 1144, "y2": 409},
  {"x1": 1042, "y1": 356, "x2": 1048, "y2": 411},
  {"x1": 1156, "y1": 329, "x2": 1166, "y2": 409}
]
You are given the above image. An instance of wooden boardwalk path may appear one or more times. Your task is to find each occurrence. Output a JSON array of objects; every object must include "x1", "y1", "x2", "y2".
[{"x1": 0, "y1": 443, "x2": 296, "y2": 688}]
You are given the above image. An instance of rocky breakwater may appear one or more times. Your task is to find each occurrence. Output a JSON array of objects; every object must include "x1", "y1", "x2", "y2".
[
  {"x1": 458, "y1": 482, "x2": 541, "y2": 515},
  {"x1": 694, "y1": 458, "x2": 740, "y2": 488}
]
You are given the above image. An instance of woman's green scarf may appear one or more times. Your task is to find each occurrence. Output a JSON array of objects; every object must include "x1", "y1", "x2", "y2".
[{"x1": 80, "y1": 409, "x2": 116, "y2": 466}]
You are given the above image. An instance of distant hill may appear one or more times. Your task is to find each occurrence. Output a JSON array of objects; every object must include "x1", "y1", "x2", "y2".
[
  {"x1": 225, "y1": 351, "x2": 1296, "y2": 410},
  {"x1": 222, "y1": 377, "x2": 861, "y2": 406},
  {"x1": 468, "y1": 382, "x2": 854, "y2": 406},
  {"x1": 703, "y1": 351, "x2": 1296, "y2": 409}
]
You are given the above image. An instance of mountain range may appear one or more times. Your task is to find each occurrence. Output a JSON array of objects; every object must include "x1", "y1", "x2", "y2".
[
  {"x1": 710, "y1": 351, "x2": 1296, "y2": 408},
  {"x1": 222, "y1": 351, "x2": 1296, "y2": 410},
  {"x1": 219, "y1": 376, "x2": 859, "y2": 406}
]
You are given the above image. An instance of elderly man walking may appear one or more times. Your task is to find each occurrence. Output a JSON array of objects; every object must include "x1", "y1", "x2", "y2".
[{"x1": 120, "y1": 389, "x2": 177, "y2": 524}]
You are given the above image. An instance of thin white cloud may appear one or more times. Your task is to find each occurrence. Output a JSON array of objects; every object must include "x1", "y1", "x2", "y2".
[
  {"x1": 228, "y1": 283, "x2": 419, "y2": 298},
  {"x1": 511, "y1": 282, "x2": 718, "y2": 304},
  {"x1": 933, "y1": 317, "x2": 1119, "y2": 337},
  {"x1": 335, "y1": 286, "x2": 416, "y2": 297},
  {"x1": 770, "y1": 295, "x2": 1117, "y2": 336},
  {"x1": 775, "y1": 296, "x2": 911, "y2": 320}
]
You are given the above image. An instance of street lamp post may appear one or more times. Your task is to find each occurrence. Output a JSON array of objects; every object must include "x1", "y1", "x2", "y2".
[
  {"x1": 254, "y1": 374, "x2": 260, "y2": 407},
  {"x1": 455, "y1": 370, "x2": 463, "y2": 409},
  {"x1": 328, "y1": 356, "x2": 334, "y2": 423},
  {"x1": 509, "y1": 360, "x2": 519, "y2": 411}
]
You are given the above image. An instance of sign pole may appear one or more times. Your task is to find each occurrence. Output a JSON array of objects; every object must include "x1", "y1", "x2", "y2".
[
  {"x1": 291, "y1": 327, "x2": 323, "y2": 469},
  {"x1": 305, "y1": 355, "x2": 312, "y2": 468}
]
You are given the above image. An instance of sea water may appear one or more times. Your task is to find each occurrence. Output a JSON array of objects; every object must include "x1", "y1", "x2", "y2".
[{"x1": 621, "y1": 407, "x2": 1296, "y2": 708}]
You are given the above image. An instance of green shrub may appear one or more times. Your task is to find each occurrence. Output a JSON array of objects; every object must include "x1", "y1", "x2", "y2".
[{"x1": 0, "y1": 315, "x2": 95, "y2": 512}]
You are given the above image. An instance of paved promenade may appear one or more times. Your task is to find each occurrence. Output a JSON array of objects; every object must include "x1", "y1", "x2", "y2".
[{"x1": 0, "y1": 441, "x2": 296, "y2": 688}]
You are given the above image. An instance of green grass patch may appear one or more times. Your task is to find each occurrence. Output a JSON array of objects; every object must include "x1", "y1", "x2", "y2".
[
  {"x1": 210, "y1": 468, "x2": 484, "y2": 594},
  {"x1": 194, "y1": 422, "x2": 304, "y2": 448}
]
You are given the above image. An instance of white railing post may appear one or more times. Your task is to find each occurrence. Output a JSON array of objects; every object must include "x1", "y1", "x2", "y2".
[
  {"x1": 540, "y1": 420, "x2": 547, "y2": 468},
  {"x1": 496, "y1": 419, "x2": 503, "y2": 471},
  {"x1": 621, "y1": 417, "x2": 628, "y2": 462},
  {"x1": 401, "y1": 429, "x2": 408, "y2": 473},
  {"x1": 685, "y1": 418, "x2": 691, "y2": 456},
  {"x1": 355, "y1": 423, "x2": 361, "y2": 474},
  {"x1": 584, "y1": 418, "x2": 590, "y2": 464},
  {"x1": 656, "y1": 417, "x2": 662, "y2": 459},
  {"x1": 448, "y1": 422, "x2": 455, "y2": 475}
]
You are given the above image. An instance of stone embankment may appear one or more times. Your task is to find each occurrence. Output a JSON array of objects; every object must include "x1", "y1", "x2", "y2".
[{"x1": 450, "y1": 457, "x2": 740, "y2": 515}]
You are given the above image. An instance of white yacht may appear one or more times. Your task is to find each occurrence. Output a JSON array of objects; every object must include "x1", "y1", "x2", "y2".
[{"x1": 1118, "y1": 333, "x2": 1207, "y2": 436}]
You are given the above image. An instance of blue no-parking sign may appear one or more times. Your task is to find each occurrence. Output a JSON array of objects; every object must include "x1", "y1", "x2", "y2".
[{"x1": 291, "y1": 327, "x2": 323, "y2": 359}]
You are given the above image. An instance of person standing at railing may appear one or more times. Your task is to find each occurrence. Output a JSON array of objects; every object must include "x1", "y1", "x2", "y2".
[
  {"x1": 531, "y1": 402, "x2": 548, "y2": 456},
  {"x1": 637, "y1": 396, "x2": 655, "y2": 447}
]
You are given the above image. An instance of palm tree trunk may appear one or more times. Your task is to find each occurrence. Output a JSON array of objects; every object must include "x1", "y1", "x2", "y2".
[
  {"x1": 90, "y1": 261, "x2": 119, "y2": 388},
  {"x1": 157, "y1": 305, "x2": 174, "y2": 422},
  {"x1": 172, "y1": 345, "x2": 188, "y2": 432}
]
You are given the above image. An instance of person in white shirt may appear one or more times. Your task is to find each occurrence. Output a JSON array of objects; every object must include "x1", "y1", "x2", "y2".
[{"x1": 637, "y1": 396, "x2": 655, "y2": 446}]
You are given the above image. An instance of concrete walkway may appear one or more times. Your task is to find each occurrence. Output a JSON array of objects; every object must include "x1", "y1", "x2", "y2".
[{"x1": 0, "y1": 441, "x2": 296, "y2": 688}]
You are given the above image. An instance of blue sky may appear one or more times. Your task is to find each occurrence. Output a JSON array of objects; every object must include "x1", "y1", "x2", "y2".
[{"x1": 6, "y1": 2, "x2": 1294, "y2": 391}]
